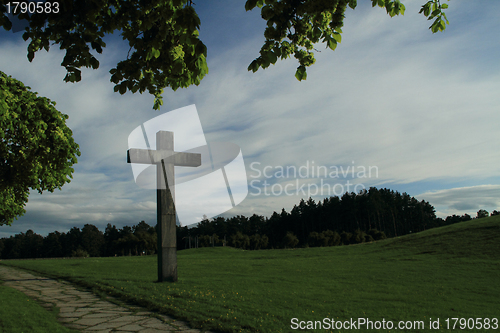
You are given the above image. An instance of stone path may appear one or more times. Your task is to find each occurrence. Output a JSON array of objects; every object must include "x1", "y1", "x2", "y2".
[{"x1": 0, "y1": 265, "x2": 213, "y2": 333}]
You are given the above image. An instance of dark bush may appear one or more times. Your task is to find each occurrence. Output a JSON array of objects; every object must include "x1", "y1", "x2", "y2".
[
  {"x1": 283, "y1": 232, "x2": 299, "y2": 248},
  {"x1": 231, "y1": 232, "x2": 250, "y2": 249},
  {"x1": 340, "y1": 231, "x2": 352, "y2": 245}
]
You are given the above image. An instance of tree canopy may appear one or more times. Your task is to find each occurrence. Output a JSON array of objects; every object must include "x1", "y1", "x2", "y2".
[
  {"x1": 0, "y1": 71, "x2": 80, "y2": 225},
  {"x1": 0, "y1": 0, "x2": 450, "y2": 110}
]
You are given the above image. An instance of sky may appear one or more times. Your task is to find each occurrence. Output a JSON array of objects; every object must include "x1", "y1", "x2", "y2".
[{"x1": 1, "y1": 0, "x2": 500, "y2": 237}]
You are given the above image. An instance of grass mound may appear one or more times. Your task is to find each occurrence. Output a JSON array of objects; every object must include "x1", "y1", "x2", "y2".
[{"x1": 381, "y1": 214, "x2": 500, "y2": 259}]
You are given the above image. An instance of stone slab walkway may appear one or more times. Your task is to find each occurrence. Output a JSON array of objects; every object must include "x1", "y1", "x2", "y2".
[{"x1": 0, "y1": 265, "x2": 214, "y2": 333}]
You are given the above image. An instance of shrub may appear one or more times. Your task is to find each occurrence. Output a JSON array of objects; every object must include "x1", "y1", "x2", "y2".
[
  {"x1": 323, "y1": 230, "x2": 341, "y2": 246},
  {"x1": 71, "y1": 248, "x2": 89, "y2": 258},
  {"x1": 283, "y1": 232, "x2": 299, "y2": 249},
  {"x1": 351, "y1": 229, "x2": 367, "y2": 244},
  {"x1": 307, "y1": 232, "x2": 321, "y2": 247},
  {"x1": 308, "y1": 230, "x2": 341, "y2": 247},
  {"x1": 250, "y1": 234, "x2": 268, "y2": 250},
  {"x1": 231, "y1": 232, "x2": 250, "y2": 249},
  {"x1": 340, "y1": 231, "x2": 352, "y2": 245},
  {"x1": 368, "y1": 229, "x2": 387, "y2": 241}
]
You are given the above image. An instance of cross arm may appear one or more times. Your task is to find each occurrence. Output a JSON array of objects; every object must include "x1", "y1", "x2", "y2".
[{"x1": 127, "y1": 148, "x2": 201, "y2": 167}]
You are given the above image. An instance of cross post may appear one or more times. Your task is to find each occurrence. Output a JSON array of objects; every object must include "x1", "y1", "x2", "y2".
[{"x1": 127, "y1": 131, "x2": 201, "y2": 282}]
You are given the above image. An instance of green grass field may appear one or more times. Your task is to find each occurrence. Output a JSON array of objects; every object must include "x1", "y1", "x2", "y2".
[
  {"x1": 0, "y1": 283, "x2": 79, "y2": 333},
  {"x1": 1, "y1": 216, "x2": 499, "y2": 332}
]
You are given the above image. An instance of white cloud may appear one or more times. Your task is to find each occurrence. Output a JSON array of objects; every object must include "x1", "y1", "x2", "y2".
[{"x1": 417, "y1": 185, "x2": 500, "y2": 218}]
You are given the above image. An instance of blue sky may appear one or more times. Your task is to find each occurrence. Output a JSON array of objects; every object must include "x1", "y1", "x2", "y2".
[{"x1": 1, "y1": 0, "x2": 500, "y2": 237}]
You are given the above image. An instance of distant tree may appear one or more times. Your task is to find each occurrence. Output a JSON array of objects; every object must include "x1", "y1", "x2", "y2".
[
  {"x1": 0, "y1": 236, "x2": 19, "y2": 259},
  {"x1": 177, "y1": 225, "x2": 190, "y2": 250},
  {"x1": 116, "y1": 233, "x2": 140, "y2": 256},
  {"x1": 491, "y1": 210, "x2": 500, "y2": 216},
  {"x1": 202, "y1": 233, "x2": 221, "y2": 248},
  {"x1": 249, "y1": 234, "x2": 259, "y2": 249},
  {"x1": 81, "y1": 224, "x2": 104, "y2": 257},
  {"x1": 0, "y1": 71, "x2": 80, "y2": 225},
  {"x1": 61, "y1": 227, "x2": 82, "y2": 256},
  {"x1": 197, "y1": 216, "x2": 215, "y2": 236},
  {"x1": 477, "y1": 209, "x2": 489, "y2": 219},
  {"x1": 198, "y1": 234, "x2": 211, "y2": 248},
  {"x1": 22, "y1": 229, "x2": 44, "y2": 258},
  {"x1": 445, "y1": 214, "x2": 466, "y2": 225},
  {"x1": 0, "y1": 230, "x2": 44, "y2": 259},
  {"x1": 104, "y1": 224, "x2": 121, "y2": 256},
  {"x1": 133, "y1": 221, "x2": 157, "y2": 255},
  {"x1": 260, "y1": 234, "x2": 269, "y2": 249},
  {"x1": 461, "y1": 213, "x2": 472, "y2": 221},
  {"x1": 43, "y1": 231, "x2": 63, "y2": 257}
]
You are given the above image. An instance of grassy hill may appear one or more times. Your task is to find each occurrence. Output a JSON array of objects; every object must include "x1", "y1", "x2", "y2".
[
  {"x1": 1, "y1": 216, "x2": 499, "y2": 332},
  {"x1": 380, "y1": 215, "x2": 500, "y2": 259}
]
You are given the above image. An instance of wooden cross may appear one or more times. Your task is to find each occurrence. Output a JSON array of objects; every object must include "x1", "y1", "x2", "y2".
[{"x1": 127, "y1": 131, "x2": 201, "y2": 282}]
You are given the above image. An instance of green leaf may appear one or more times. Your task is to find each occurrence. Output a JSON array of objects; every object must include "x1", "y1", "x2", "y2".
[
  {"x1": 332, "y1": 33, "x2": 342, "y2": 43},
  {"x1": 153, "y1": 95, "x2": 163, "y2": 110},
  {"x1": 439, "y1": 18, "x2": 446, "y2": 31},
  {"x1": 430, "y1": 9, "x2": 441, "y2": 19},
  {"x1": 265, "y1": 51, "x2": 278, "y2": 64},
  {"x1": 89, "y1": 57, "x2": 99, "y2": 69},
  {"x1": 327, "y1": 38, "x2": 337, "y2": 51},
  {"x1": 245, "y1": 0, "x2": 258, "y2": 11},
  {"x1": 423, "y1": 4, "x2": 431, "y2": 16},
  {"x1": 295, "y1": 66, "x2": 307, "y2": 81},
  {"x1": 430, "y1": 19, "x2": 439, "y2": 33},
  {"x1": 118, "y1": 83, "x2": 127, "y2": 95},
  {"x1": 91, "y1": 41, "x2": 103, "y2": 54},
  {"x1": 261, "y1": 5, "x2": 274, "y2": 20},
  {"x1": 248, "y1": 59, "x2": 259, "y2": 73}
]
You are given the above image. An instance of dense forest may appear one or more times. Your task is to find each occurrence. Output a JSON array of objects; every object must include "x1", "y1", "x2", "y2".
[{"x1": 0, "y1": 187, "x2": 495, "y2": 259}]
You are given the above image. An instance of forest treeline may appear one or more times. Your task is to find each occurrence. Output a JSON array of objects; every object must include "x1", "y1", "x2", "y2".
[{"x1": 0, "y1": 188, "x2": 495, "y2": 259}]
